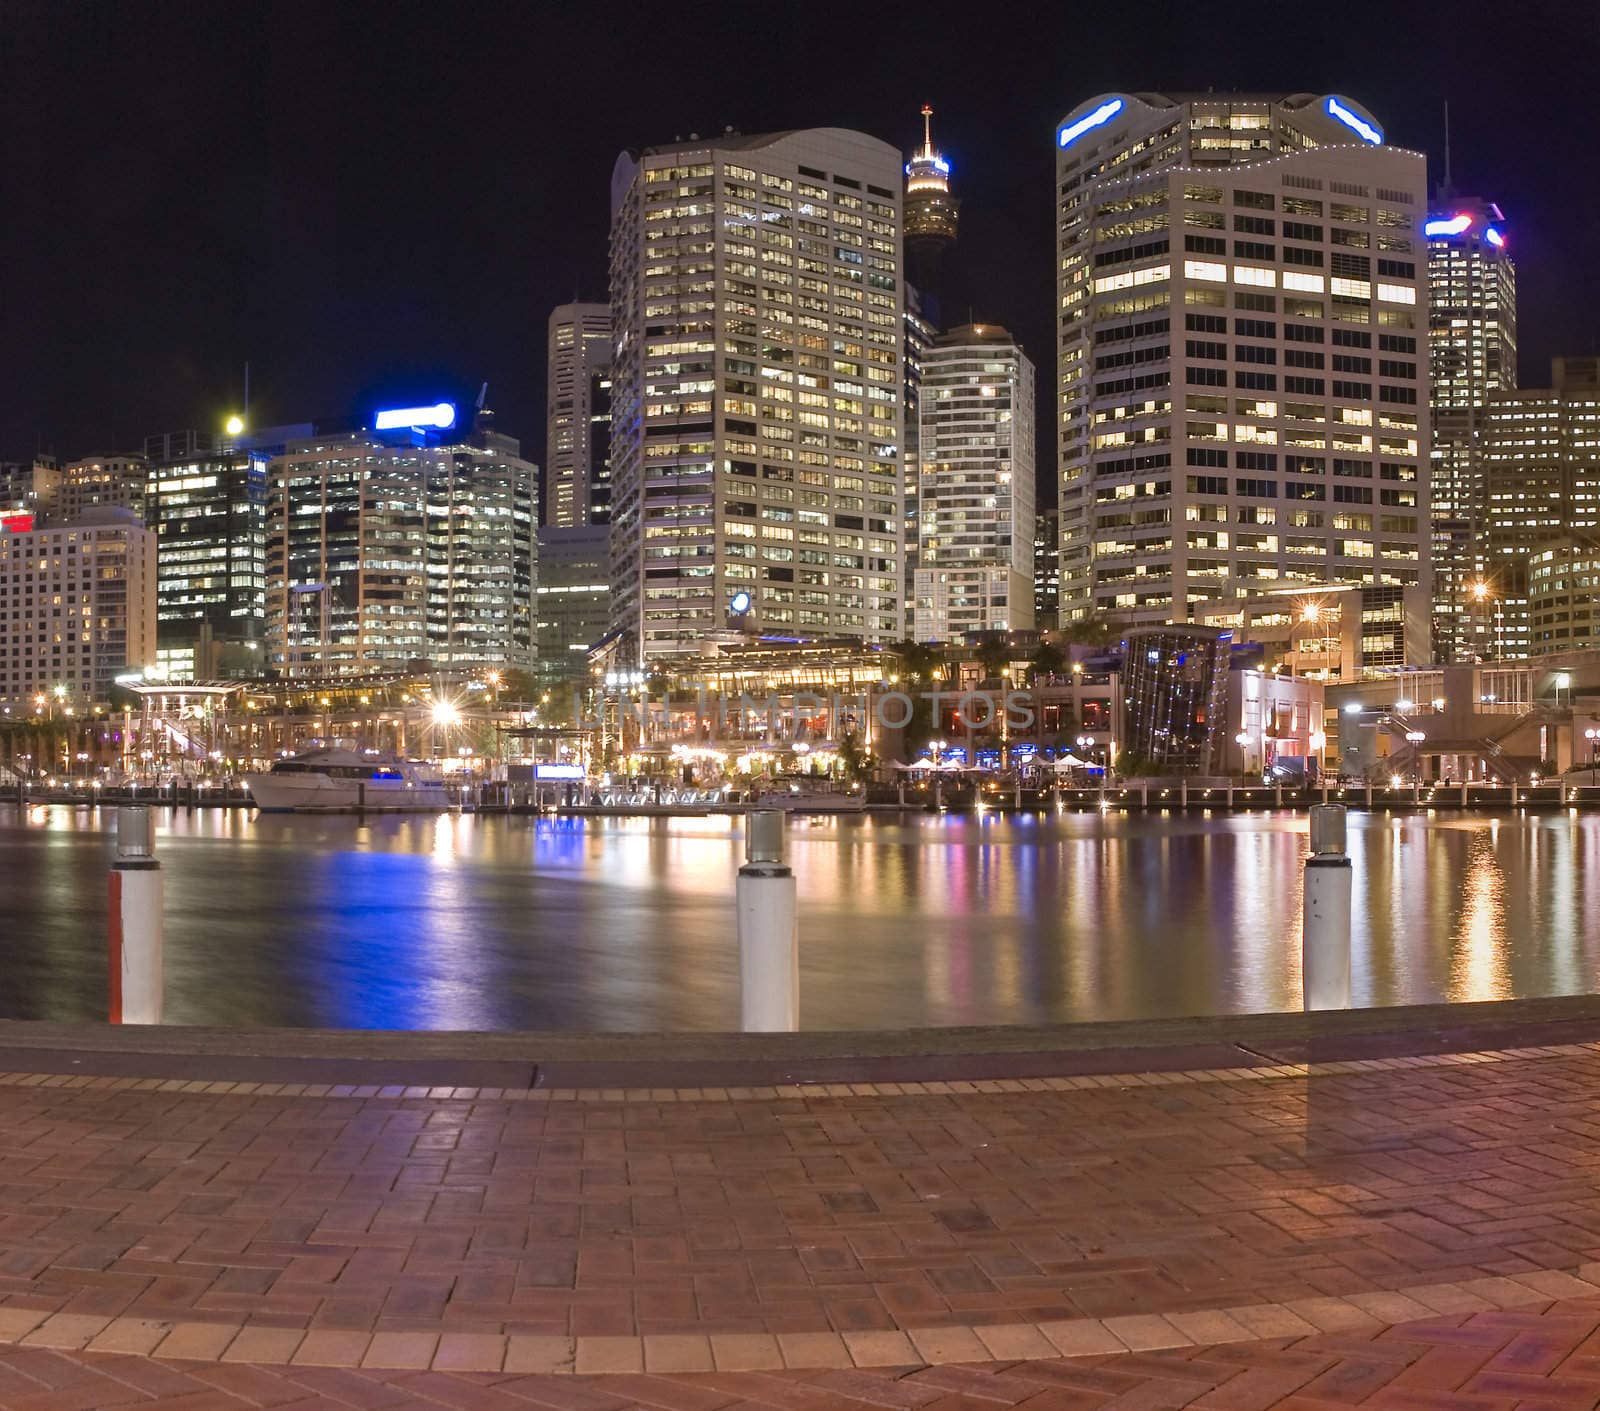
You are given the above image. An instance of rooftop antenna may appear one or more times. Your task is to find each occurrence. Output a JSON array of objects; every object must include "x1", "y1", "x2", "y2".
[
  {"x1": 244, "y1": 361, "x2": 250, "y2": 418},
  {"x1": 1441, "y1": 99, "x2": 1452, "y2": 193},
  {"x1": 475, "y1": 382, "x2": 489, "y2": 411},
  {"x1": 920, "y1": 103, "x2": 934, "y2": 155}
]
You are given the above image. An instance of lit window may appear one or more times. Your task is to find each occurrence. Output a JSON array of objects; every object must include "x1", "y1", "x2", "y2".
[
  {"x1": 1234, "y1": 265, "x2": 1277, "y2": 287},
  {"x1": 1184, "y1": 260, "x2": 1227, "y2": 283}
]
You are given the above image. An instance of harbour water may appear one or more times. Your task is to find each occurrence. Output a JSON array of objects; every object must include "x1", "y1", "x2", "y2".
[{"x1": 1, "y1": 803, "x2": 1597, "y2": 1032}]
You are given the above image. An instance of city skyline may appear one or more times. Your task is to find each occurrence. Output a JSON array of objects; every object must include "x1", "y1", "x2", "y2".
[{"x1": 5, "y1": 0, "x2": 1594, "y2": 479}]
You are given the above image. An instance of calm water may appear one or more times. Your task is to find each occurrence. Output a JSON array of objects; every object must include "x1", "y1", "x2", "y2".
[{"x1": 1, "y1": 802, "x2": 1597, "y2": 1032}]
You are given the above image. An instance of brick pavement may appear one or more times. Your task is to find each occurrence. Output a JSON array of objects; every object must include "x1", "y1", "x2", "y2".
[{"x1": 2, "y1": 1045, "x2": 1600, "y2": 1404}]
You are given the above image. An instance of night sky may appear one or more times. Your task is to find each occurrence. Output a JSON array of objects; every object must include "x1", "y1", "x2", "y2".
[{"x1": 5, "y1": 0, "x2": 1597, "y2": 500}]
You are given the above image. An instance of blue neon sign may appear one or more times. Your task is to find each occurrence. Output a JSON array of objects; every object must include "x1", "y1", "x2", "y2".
[
  {"x1": 1424, "y1": 213, "x2": 1473, "y2": 237},
  {"x1": 1058, "y1": 98, "x2": 1124, "y2": 150},
  {"x1": 729, "y1": 590, "x2": 753, "y2": 615},
  {"x1": 1485, "y1": 225, "x2": 1505, "y2": 248},
  {"x1": 1324, "y1": 97, "x2": 1382, "y2": 145},
  {"x1": 374, "y1": 402, "x2": 457, "y2": 432}
]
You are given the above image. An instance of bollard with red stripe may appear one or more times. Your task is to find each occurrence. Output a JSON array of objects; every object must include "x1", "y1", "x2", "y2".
[{"x1": 109, "y1": 806, "x2": 163, "y2": 1024}]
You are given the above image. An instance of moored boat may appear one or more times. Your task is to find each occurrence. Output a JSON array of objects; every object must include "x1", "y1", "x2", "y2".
[{"x1": 243, "y1": 748, "x2": 450, "y2": 813}]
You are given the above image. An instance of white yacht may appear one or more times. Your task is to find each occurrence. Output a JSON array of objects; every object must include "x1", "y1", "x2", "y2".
[{"x1": 244, "y1": 748, "x2": 451, "y2": 813}]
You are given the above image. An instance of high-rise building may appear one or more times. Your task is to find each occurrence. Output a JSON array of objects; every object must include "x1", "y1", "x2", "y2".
[
  {"x1": 1480, "y1": 357, "x2": 1600, "y2": 657},
  {"x1": 1034, "y1": 506, "x2": 1060, "y2": 629},
  {"x1": 1054, "y1": 93, "x2": 1431, "y2": 634},
  {"x1": 904, "y1": 105, "x2": 959, "y2": 291},
  {"x1": 0, "y1": 508, "x2": 157, "y2": 710},
  {"x1": 545, "y1": 304, "x2": 613, "y2": 528},
  {"x1": 1427, "y1": 197, "x2": 1517, "y2": 661},
  {"x1": 913, "y1": 323, "x2": 1036, "y2": 641},
  {"x1": 50, "y1": 454, "x2": 149, "y2": 524},
  {"x1": 535, "y1": 524, "x2": 611, "y2": 699},
  {"x1": 609, "y1": 128, "x2": 905, "y2": 662},
  {"x1": 901, "y1": 284, "x2": 939, "y2": 635},
  {"x1": 265, "y1": 405, "x2": 536, "y2": 678},
  {"x1": 143, "y1": 426, "x2": 300, "y2": 680}
]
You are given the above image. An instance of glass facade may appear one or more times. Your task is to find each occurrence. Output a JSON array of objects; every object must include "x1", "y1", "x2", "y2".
[{"x1": 1119, "y1": 623, "x2": 1230, "y2": 774}]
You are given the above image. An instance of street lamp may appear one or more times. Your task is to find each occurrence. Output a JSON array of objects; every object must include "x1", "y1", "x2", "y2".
[
  {"x1": 1405, "y1": 730, "x2": 1426, "y2": 786},
  {"x1": 1076, "y1": 732, "x2": 1098, "y2": 772},
  {"x1": 1309, "y1": 729, "x2": 1327, "y2": 779},
  {"x1": 1586, "y1": 727, "x2": 1600, "y2": 786},
  {"x1": 1234, "y1": 730, "x2": 1251, "y2": 775}
]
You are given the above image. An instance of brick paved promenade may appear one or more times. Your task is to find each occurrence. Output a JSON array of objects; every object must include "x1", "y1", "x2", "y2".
[{"x1": 2, "y1": 1035, "x2": 1600, "y2": 1404}]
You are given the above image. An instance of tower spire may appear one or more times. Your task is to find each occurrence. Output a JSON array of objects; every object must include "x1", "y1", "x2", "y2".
[
  {"x1": 921, "y1": 103, "x2": 934, "y2": 156},
  {"x1": 1442, "y1": 99, "x2": 1453, "y2": 193}
]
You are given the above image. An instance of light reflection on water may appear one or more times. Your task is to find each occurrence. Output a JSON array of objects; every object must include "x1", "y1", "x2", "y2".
[{"x1": 1, "y1": 803, "x2": 1598, "y2": 1032}]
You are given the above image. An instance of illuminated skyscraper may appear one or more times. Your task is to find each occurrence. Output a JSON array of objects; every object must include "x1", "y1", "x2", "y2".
[
  {"x1": 1427, "y1": 197, "x2": 1517, "y2": 660},
  {"x1": 904, "y1": 104, "x2": 959, "y2": 290},
  {"x1": 609, "y1": 128, "x2": 905, "y2": 662},
  {"x1": 901, "y1": 284, "x2": 939, "y2": 634},
  {"x1": 545, "y1": 304, "x2": 613, "y2": 528},
  {"x1": 1054, "y1": 92, "x2": 1430, "y2": 633},
  {"x1": 914, "y1": 323, "x2": 1035, "y2": 641}
]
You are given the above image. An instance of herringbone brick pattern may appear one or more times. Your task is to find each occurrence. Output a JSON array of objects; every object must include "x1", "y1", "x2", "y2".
[{"x1": 11, "y1": 1297, "x2": 1600, "y2": 1407}]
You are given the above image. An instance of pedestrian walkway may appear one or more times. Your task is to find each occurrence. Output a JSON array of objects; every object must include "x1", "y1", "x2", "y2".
[{"x1": 3, "y1": 1041, "x2": 1600, "y2": 1406}]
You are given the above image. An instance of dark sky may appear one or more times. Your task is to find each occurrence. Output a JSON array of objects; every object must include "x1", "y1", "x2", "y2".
[{"x1": 5, "y1": 0, "x2": 1597, "y2": 488}]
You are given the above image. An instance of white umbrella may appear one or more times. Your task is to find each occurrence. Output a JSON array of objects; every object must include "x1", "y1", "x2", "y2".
[
  {"x1": 1051, "y1": 753, "x2": 1092, "y2": 771},
  {"x1": 896, "y1": 759, "x2": 935, "y2": 771}
]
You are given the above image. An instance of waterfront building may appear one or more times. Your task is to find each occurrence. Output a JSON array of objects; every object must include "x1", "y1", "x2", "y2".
[
  {"x1": 1479, "y1": 357, "x2": 1600, "y2": 657},
  {"x1": 902, "y1": 284, "x2": 939, "y2": 635},
  {"x1": 1192, "y1": 582, "x2": 1431, "y2": 678},
  {"x1": 1054, "y1": 92, "x2": 1430, "y2": 630},
  {"x1": 143, "y1": 426, "x2": 305, "y2": 681},
  {"x1": 1219, "y1": 663, "x2": 1324, "y2": 776},
  {"x1": 904, "y1": 104, "x2": 959, "y2": 291},
  {"x1": 545, "y1": 304, "x2": 613, "y2": 528},
  {"x1": 608, "y1": 127, "x2": 905, "y2": 662},
  {"x1": 1118, "y1": 623, "x2": 1231, "y2": 773},
  {"x1": 913, "y1": 323, "x2": 1036, "y2": 640},
  {"x1": 1034, "y1": 507, "x2": 1060, "y2": 629},
  {"x1": 1529, "y1": 541, "x2": 1600, "y2": 655},
  {"x1": 536, "y1": 524, "x2": 611, "y2": 700},
  {"x1": 0, "y1": 507, "x2": 157, "y2": 710},
  {"x1": 265, "y1": 405, "x2": 536, "y2": 678},
  {"x1": 1428, "y1": 196, "x2": 1517, "y2": 661}
]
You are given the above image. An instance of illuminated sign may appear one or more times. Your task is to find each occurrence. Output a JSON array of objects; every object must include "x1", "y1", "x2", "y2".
[
  {"x1": 1425, "y1": 213, "x2": 1474, "y2": 237},
  {"x1": 729, "y1": 590, "x2": 753, "y2": 615},
  {"x1": 1057, "y1": 98, "x2": 1124, "y2": 150},
  {"x1": 0, "y1": 512, "x2": 33, "y2": 534},
  {"x1": 1324, "y1": 96, "x2": 1382, "y2": 145},
  {"x1": 374, "y1": 402, "x2": 457, "y2": 432},
  {"x1": 1485, "y1": 225, "x2": 1506, "y2": 248},
  {"x1": 535, "y1": 763, "x2": 586, "y2": 781}
]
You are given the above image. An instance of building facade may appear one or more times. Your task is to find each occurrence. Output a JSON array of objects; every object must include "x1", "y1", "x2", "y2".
[
  {"x1": 1480, "y1": 357, "x2": 1600, "y2": 657},
  {"x1": 143, "y1": 428, "x2": 290, "y2": 680},
  {"x1": 1054, "y1": 92, "x2": 1430, "y2": 632},
  {"x1": 545, "y1": 304, "x2": 613, "y2": 528},
  {"x1": 0, "y1": 508, "x2": 157, "y2": 710},
  {"x1": 901, "y1": 283, "x2": 939, "y2": 636},
  {"x1": 1428, "y1": 197, "x2": 1517, "y2": 661},
  {"x1": 1118, "y1": 623, "x2": 1231, "y2": 773},
  {"x1": 608, "y1": 128, "x2": 905, "y2": 663},
  {"x1": 265, "y1": 411, "x2": 536, "y2": 678},
  {"x1": 1033, "y1": 506, "x2": 1060, "y2": 629},
  {"x1": 52, "y1": 454, "x2": 148, "y2": 525},
  {"x1": 913, "y1": 323, "x2": 1036, "y2": 641},
  {"x1": 535, "y1": 524, "x2": 611, "y2": 699}
]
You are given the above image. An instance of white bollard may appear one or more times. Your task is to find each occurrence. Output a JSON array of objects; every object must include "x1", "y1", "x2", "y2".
[
  {"x1": 109, "y1": 806, "x2": 163, "y2": 1024},
  {"x1": 1303, "y1": 804, "x2": 1352, "y2": 1011},
  {"x1": 737, "y1": 810, "x2": 798, "y2": 1032}
]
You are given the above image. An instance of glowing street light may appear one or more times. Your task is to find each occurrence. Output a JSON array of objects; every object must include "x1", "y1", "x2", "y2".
[{"x1": 224, "y1": 414, "x2": 245, "y2": 436}]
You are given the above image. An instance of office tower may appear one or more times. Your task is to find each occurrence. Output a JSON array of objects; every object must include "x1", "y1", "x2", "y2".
[
  {"x1": 1054, "y1": 93, "x2": 1430, "y2": 632},
  {"x1": 609, "y1": 128, "x2": 905, "y2": 662},
  {"x1": 1427, "y1": 197, "x2": 1517, "y2": 660},
  {"x1": 902, "y1": 284, "x2": 939, "y2": 635},
  {"x1": 546, "y1": 304, "x2": 613, "y2": 527},
  {"x1": 535, "y1": 524, "x2": 611, "y2": 698},
  {"x1": 50, "y1": 454, "x2": 149, "y2": 524},
  {"x1": 904, "y1": 104, "x2": 959, "y2": 291},
  {"x1": 0, "y1": 507, "x2": 157, "y2": 709},
  {"x1": 1481, "y1": 357, "x2": 1600, "y2": 657},
  {"x1": 265, "y1": 404, "x2": 536, "y2": 678},
  {"x1": 143, "y1": 426, "x2": 300, "y2": 680},
  {"x1": 1034, "y1": 506, "x2": 1060, "y2": 629},
  {"x1": 913, "y1": 323, "x2": 1036, "y2": 640}
]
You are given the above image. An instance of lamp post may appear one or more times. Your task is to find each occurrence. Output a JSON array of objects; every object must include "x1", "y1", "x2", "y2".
[
  {"x1": 1077, "y1": 732, "x2": 1096, "y2": 774},
  {"x1": 1296, "y1": 601, "x2": 1322, "y2": 679},
  {"x1": 1405, "y1": 730, "x2": 1426, "y2": 786},
  {"x1": 1234, "y1": 730, "x2": 1252, "y2": 776},
  {"x1": 1309, "y1": 729, "x2": 1327, "y2": 780},
  {"x1": 1586, "y1": 727, "x2": 1599, "y2": 786}
]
